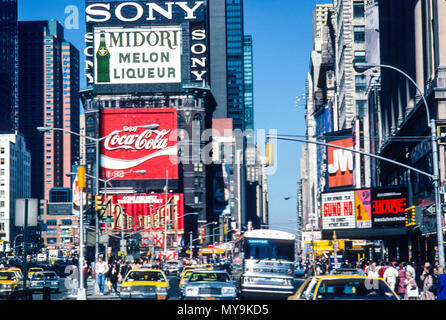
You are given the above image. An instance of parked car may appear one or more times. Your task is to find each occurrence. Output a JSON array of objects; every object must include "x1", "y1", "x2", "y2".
[
  {"x1": 28, "y1": 271, "x2": 60, "y2": 293},
  {"x1": 120, "y1": 269, "x2": 169, "y2": 300},
  {"x1": 288, "y1": 275, "x2": 399, "y2": 300},
  {"x1": 182, "y1": 270, "x2": 237, "y2": 300}
]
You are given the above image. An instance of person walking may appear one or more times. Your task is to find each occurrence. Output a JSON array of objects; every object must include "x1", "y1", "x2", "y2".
[
  {"x1": 367, "y1": 262, "x2": 379, "y2": 278},
  {"x1": 404, "y1": 271, "x2": 419, "y2": 300},
  {"x1": 397, "y1": 262, "x2": 407, "y2": 299},
  {"x1": 109, "y1": 263, "x2": 120, "y2": 295},
  {"x1": 420, "y1": 265, "x2": 436, "y2": 300},
  {"x1": 436, "y1": 267, "x2": 446, "y2": 300},
  {"x1": 120, "y1": 261, "x2": 131, "y2": 281},
  {"x1": 95, "y1": 256, "x2": 109, "y2": 296},
  {"x1": 383, "y1": 262, "x2": 399, "y2": 292}
]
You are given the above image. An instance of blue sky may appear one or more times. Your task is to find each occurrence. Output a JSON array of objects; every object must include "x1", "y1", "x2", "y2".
[{"x1": 19, "y1": 0, "x2": 316, "y2": 231}]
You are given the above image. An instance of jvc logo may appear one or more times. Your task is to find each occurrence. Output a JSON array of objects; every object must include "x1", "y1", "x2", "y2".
[{"x1": 328, "y1": 149, "x2": 353, "y2": 175}]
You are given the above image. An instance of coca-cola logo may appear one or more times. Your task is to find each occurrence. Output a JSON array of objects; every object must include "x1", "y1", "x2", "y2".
[{"x1": 103, "y1": 127, "x2": 171, "y2": 151}]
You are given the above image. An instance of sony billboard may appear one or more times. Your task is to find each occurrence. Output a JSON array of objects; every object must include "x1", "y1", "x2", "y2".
[{"x1": 85, "y1": 1, "x2": 209, "y2": 90}]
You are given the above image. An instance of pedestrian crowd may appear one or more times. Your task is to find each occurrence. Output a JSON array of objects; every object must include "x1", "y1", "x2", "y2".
[{"x1": 302, "y1": 256, "x2": 446, "y2": 300}]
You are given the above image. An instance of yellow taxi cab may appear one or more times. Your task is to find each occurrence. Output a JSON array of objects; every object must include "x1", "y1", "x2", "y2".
[
  {"x1": 8, "y1": 268, "x2": 24, "y2": 281},
  {"x1": 180, "y1": 264, "x2": 213, "y2": 279},
  {"x1": 27, "y1": 267, "x2": 44, "y2": 280},
  {"x1": 119, "y1": 269, "x2": 169, "y2": 300},
  {"x1": 0, "y1": 270, "x2": 22, "y2": 299},
  {"x1": 288, "y1": 275, "x2": 399, "y2": 301}
]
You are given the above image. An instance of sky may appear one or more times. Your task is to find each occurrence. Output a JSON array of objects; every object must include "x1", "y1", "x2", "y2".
[{"x1": 19, "y1": 0, "x2": 317, "y2": 232}]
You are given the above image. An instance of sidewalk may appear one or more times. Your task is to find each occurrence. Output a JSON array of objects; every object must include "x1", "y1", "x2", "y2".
[{"x1": 65, "y1": 278, "x2": 120, "y2": 300}]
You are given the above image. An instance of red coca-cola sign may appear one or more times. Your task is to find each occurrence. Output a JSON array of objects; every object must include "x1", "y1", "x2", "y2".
[{"x1": 100, "y1": 108, "x2": 178, "y2": 180}]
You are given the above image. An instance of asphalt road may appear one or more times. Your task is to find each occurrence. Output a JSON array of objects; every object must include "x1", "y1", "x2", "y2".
[{"x1": 20, "y1": 274, "x2": 306, "y2": 300}]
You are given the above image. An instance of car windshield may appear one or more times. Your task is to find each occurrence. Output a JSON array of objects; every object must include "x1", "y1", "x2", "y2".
[
  {"x1": 34, "y1": 272, "x2": 57, "y2": 280},
  {"x1": 245, "y1": 239, "x2": 294, "y2": 261},
  {"x1": 0, "y1": 272, "x2": 16, "y2": 281},
  {"x1": 189, "y1": 272, "x2": 231, "y2": 283},
  {"x1": 316, "y1": 278, "x2": 398, "y2": 300},
  {"x1": 126, "y1": 271, "x2": 165, "y2": 282}
]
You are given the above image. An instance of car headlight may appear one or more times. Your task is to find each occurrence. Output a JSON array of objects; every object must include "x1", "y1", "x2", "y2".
[
  {"x1": 120, "y1": 286, "x2": 131, "y2": 292},
  {"x1": 156, "y1": 286, "x2": 167, "y2": 293},
  {"x1": 31, "y1": 281, "x2": 39, "y2": 286},
  {"x1": 185, "y1": 287, "x2": 199, "y2": 296},
  {"x1": 222, "y1": 287, "x2": 236, "y2": 295}
]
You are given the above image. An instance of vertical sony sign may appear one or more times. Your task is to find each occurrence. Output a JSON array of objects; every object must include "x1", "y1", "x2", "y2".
[
  {"x1": 327, "y1": 135, "x2": 355, "y2": 188},
  {"x1": 190, "y1": 21, "x2": 208, "y2": 84}
]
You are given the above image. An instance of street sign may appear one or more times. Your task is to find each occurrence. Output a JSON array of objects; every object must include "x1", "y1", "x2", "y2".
[{"x1": 425, "y1": 205, "x2": 436, "y2": 215}]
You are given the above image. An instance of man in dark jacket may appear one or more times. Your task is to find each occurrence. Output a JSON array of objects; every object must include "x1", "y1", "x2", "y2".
[{"x1": 120, "y1": 261, "x2": 131, "y2": 280}]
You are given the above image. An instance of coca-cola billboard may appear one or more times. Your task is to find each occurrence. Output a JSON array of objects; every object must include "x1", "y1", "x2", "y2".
[
  {"x1": 102, "y1": 193, "x2": 184, "y2": 249},
  {"x1": 100, "y1": 108, "x2": 178, "y2": 180}
]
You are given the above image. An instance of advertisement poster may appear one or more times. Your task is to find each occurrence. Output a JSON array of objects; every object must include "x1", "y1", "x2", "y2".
[
  {"x1": 322, "y1": 191, "x2": 356, "y2": 230},
  {"x1": 100, "y1": 108, "x2": 178, "y2": 180},
  {"x1": 371, "y1": 188, "x2": 407, "y2": 226},
  {"x1": 94, "y1": 26, "x2": 182, "y2": 85},
  {"x1": 355, "y1": 189, "x2": 372, "y2": 228},
  {"x1": 326, "y1": 137, "x2": 355, "y2": 188},
  {"x1": 102, "y1": 193, "x2": 184, "y2": 249}
]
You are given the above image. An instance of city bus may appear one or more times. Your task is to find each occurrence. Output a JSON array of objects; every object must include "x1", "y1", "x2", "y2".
[{"x1": 231, "y1": 229, "x2": 296, "y2": 299}]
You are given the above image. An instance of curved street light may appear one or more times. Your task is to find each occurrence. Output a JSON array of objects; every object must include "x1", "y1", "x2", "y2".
[{"x1": 353, "y1": 62, "x2": 444, "y2": 267}]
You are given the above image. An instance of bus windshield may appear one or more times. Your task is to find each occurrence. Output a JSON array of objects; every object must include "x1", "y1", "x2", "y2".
[{"x1": 244, "y1": 238, "x2": 294, "y2": 261}]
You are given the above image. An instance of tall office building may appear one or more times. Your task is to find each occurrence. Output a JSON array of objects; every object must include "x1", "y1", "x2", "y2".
[
  {"x1": 243, "y1": 35, "x2": 254, "y2": 133},
  {"x1": 0, "y1": 132, "x2": 31, "y2": 243},
  {"x1": 0, "y1": 0, "x2": 18, "y2": 132},
  {"x1": 226, "y1": 0, "x2": 245, "y2": 131},
  {"x1": 18, "y1": 20, "x2": 80, "y2": 201}
]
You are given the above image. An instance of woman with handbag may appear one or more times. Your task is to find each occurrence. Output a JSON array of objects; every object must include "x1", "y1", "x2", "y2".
[
  {"x1": 404, "y1": 271, "x2": 419, "y2": 300},
  {"x1": 420, "y1": 265, "x2": 436, "y2": 300}
]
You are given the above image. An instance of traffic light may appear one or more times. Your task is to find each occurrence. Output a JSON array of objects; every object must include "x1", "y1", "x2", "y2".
[
  {"x1": 405, "y1": 206, "x2": 416, "y2": 227},
  {"x1": 94, "y1": 195, "x2": 103, "y2": 212},
  {"x1": 265, "y1": 142, "x2": 274, "y2": 167}
]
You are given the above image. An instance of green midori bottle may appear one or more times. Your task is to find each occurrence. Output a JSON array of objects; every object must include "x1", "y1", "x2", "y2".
[{"x1": 96, "y1": 31, "x2": 110, "y2": 83}]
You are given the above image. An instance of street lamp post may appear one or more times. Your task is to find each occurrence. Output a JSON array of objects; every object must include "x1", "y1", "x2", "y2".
[{"x1": 354, "y1": 62, "x2": 444, "y2": 267}]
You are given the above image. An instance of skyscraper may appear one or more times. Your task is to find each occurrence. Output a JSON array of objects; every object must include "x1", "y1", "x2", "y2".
[
  {"x1": 243, "y1": 35, "x2": 254, "y2": 133},
  {"x1": 0, "y1": 0, "x2": 18, "y2": 132},
  {"x1": 18, "y1": 20, "x2": 80, "y2": 200},
  {"x1": 226, "y1": 0, "x2": 245, "y2": 131}
]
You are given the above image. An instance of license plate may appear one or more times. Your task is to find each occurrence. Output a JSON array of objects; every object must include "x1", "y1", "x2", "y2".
[{"x1": 205, "y1": 297, "x2": 215, "y2": 300}]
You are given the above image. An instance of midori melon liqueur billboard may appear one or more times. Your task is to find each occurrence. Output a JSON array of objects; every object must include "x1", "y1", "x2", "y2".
[{"x1": 94, "y1": 26, "x2": 182, "y2": 84}]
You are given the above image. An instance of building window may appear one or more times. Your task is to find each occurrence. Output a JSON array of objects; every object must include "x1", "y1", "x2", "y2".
[
  {"x1": 356, "y1": 100, "x2": 367, "y2": 117},
  {"x1": 47, "y1": 220, "x2": 57, "y2": 226},
  {"x1": 355, "y1": 75, "x2": 367, "y2": 92},
  {"x1": 61, "y1": 220, "x2": 72, "y2": 226},
  {"x1": 353, "y1": 1, "x2": 365, "y2": 18},
  {"x1": 354, "y1": 26, "x2": 365, "y2": 42},
  {"x1": 0, "y1": 223, "x2": 4, "y2": 231},
  {"x1": 354, "y1": 50, "x2": 366, "y2": 63}
]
